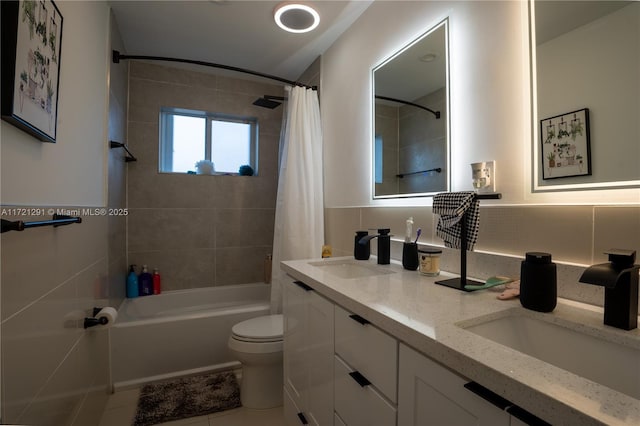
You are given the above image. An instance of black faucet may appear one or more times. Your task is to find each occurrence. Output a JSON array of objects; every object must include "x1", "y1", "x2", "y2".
[
  {"x1": 579, "y1": 249, "x2": 639, "y2": 330},
  {"x1": 359, "y1": 228, "x2": 391, "y2": 265}
]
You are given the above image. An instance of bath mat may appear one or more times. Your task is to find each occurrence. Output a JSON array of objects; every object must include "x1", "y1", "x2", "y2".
[{"x1": 132, "y1": 371, "x2": 241, "y2": 426}]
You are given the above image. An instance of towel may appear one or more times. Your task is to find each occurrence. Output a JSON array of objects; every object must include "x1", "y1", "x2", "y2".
[{"x1": 433, "y1": 191, "x2": 480, "y2": 250}]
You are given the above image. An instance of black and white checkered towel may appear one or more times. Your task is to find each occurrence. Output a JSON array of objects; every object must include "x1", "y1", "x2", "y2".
[{"x1": 433, "y1": 191, "x2": 480, "y2": 250}]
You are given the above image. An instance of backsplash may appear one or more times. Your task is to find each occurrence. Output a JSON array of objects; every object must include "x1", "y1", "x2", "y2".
[{"x1": 325, "y1": 204, "x2": 640, "y2": 307}]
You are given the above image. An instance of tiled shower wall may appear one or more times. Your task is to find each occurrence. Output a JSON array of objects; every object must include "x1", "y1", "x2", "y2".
[
  {"x1": 126, "y1": 62, "x2": 284, "y2": 291},
  {"x1": 374, "y1": 88, "x2": 447, "y2": 196},
  {"x1": 325, "y1": 205, "x2": 640, "y2": 306}
]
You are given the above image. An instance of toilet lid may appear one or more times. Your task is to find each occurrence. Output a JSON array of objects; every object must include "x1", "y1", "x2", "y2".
[{"x1": 232, "y1": 314, "x2": 283, "y2": 342}]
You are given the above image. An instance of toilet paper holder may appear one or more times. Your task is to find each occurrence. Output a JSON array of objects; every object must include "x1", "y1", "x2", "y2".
[{"x1": 84, "y1": 307, "x2": 114, "y2": 329}]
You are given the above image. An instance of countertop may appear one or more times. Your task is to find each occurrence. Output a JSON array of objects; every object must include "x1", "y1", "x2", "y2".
[{"x1": 281, "y1": 257, "x2": 640, "y2": 426}]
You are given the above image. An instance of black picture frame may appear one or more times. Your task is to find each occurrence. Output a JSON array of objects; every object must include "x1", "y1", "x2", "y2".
[
  {"x1": 1, "y1": 0, "x2": 63, "y2": 143},
  {"x1": 540, "y1": 108, "x2": 591, "y2": 180}
]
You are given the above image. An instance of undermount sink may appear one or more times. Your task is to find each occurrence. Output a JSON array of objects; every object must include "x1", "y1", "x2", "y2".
[
  {"x1": 308, "y1": 259, "x2": 396, "y2": 279},
  {"x1": 459, "y1": 310, "x2": 640, "y2": 400}
]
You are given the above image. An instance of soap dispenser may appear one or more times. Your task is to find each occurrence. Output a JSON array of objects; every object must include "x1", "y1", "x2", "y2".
[
  {"x1": 354, "y1": 231, "x2": 370, "y2": 260},
  {"x1": 126, "y1": 265, "x2": 139, "y2": 298},
  {"x1": 520, "y1": 252, "x2": 557, "y2": 312}
]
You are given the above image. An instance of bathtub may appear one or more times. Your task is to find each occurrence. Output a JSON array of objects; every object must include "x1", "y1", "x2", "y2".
[{"x1": 110, "y1": 283, "x2": 270, "y2": 390}]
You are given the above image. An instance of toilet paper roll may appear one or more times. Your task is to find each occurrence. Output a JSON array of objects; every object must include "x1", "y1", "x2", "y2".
[{"x1": 95, "y1": 307, "x2": 118, "y2": 327}]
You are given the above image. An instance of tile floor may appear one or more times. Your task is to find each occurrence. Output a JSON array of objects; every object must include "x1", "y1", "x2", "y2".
[{"x1": 98, "y1": 387, "x2": 284, "y2": 426}]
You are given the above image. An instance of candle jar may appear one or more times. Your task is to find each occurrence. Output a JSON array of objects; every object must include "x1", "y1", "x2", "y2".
[{"x1": 419, "y1": 248, "x2": 442, "y2": 276}]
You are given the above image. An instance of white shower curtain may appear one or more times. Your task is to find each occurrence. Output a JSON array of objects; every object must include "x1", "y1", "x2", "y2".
[{"x1": 270, "y1": 86, "x2": 324, "y2": 313}]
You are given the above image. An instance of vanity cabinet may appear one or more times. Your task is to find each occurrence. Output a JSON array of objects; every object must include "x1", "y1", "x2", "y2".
[
  {"x1": 282, "y1": 275, "x2": 547, "y2": 426},
  {"x1": 283, "y1": 278, "x2": 335, "y2": 426}
]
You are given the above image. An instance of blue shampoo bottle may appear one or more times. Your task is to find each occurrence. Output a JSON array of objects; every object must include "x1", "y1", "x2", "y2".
[{"x1": 126, "y1": 265, "x2": 139, "y2": 298}]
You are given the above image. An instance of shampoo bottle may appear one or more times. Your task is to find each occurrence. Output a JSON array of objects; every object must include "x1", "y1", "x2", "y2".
[
  {"x1": 139, "y1": 265, "x2": 153, "y2": 296},
  {"x1": 126, "y1": 265, "x2": 139, "y2": 298},
  {"x1": 152, "y1": 268, "x2": 162, "y2": 295}
]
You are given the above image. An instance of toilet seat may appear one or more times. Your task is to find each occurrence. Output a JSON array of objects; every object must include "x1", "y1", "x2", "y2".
[{"x1": 231, "y1": 314, "x2": 283, "y2": 343}]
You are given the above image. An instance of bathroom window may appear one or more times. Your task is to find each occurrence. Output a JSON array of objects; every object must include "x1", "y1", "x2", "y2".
[{"x1": 159, "y1": 107, "x2": 258, "y2": 175}]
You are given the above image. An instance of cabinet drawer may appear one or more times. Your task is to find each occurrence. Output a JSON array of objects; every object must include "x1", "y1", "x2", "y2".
[
  {"x1": 334, "y1": 355, "x2": 397, "y2": 426},
  {"x1": 335, "y1": 305, "x2": 398, "y2": 402}
]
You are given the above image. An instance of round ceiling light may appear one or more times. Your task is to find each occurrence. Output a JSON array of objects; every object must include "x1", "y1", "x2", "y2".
[{"x1": 274, "y1": 3, "x2": 320, "y2": 33}]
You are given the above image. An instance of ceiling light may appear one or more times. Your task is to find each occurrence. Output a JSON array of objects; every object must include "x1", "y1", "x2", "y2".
[{"x1": 274, "y1": 3, "x2": 320, "y2": 33}]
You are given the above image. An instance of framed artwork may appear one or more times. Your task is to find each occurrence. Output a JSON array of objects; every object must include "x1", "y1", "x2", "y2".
[
  {"x1": 540, "y1": 108, "x2": 591, "y2": 180},
  {"x1": 1, "y1": 0, "x2": 63, "y2": 143}
]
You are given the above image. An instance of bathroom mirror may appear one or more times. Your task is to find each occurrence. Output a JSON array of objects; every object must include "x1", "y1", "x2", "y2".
[
  {"x1": 372, "y1": 19, "x2": 449, "y2": 198},
  {"x1": 531, "y1": 1, "x2": 639, "y2": 191}
]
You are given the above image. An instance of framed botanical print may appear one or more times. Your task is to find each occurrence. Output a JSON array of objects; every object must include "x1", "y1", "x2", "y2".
[
  {"x1": 540, "y1": 108, "x2": 591, "y2": 180},
  {"x1": 1, "y1": 0, "x2": 63, "y2": 143}
]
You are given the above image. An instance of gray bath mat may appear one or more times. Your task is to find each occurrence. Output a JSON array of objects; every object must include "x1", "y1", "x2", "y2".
[{"x1": 132, "y1": 371, "x2": 241, "y2": 426}]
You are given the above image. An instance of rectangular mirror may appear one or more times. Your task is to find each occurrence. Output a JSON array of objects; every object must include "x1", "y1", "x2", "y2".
[
  {"x1": 531, "y1": 1, "x2": 639, "y2": 191},
  {"x1": 373, "y1": 19, "x2": 450, "y2": 199}
]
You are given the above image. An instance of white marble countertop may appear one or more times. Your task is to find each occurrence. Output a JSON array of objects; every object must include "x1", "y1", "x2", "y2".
[{"x1": 281, "y1": 256, "x2": 640, "y2": 426}]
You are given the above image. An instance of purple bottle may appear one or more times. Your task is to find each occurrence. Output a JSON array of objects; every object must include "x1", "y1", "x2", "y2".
[{"x1": 138, "y1": 265, "x2": 154, "y2": 296}]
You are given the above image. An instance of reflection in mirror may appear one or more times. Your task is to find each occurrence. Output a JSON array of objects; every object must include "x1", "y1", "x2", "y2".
[
  {"x1": 531, "y1": 1, "x2": 639, "y2": 191},
  {"x1": 373, "y1": 19, "x2": 449, "y2": 198}
]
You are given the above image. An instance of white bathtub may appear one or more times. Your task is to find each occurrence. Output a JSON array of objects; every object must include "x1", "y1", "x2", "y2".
[{"x1": 110, "y1": 283, "x2": 270, "y2": 390}]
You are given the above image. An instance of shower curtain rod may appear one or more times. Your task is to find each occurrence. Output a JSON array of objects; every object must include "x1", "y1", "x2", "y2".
[
  {"x1": 112, "y1": 50, "x2": 317, "y2": 90},
  {"x1": 375, "y1": 95, "x2": 440, "y2": 119}
]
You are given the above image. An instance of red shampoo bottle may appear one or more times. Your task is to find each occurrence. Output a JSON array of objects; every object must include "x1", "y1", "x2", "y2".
[{"x1": 152, "y1": 268, "x2": 162, "y2": 295}]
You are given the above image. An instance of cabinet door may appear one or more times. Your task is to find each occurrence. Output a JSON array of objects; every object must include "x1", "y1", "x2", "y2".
[
  {"x1": 284, "y1": 279, "x2": 310, "y2": 412},
  {"x1": 306, "y1": 291, "x2": 335, "y2": 426},
  {"x1": 398, "y1": 344, "x2": 510, "y2": 426},
  {"x1": 284, "y1": 278, "x2": 335, "y2": 426}
]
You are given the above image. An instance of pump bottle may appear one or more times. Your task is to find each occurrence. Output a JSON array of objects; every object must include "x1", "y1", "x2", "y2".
[{"x1": 126, "y1": 265, "x2": 139, "y2": 298}]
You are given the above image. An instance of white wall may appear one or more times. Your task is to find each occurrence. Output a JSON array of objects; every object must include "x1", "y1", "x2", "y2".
[
  {"x1": 1, "y1": 1, "x2": 110, "y2": 207},
  {"x1": 536, "y1": 3, "x2": 639, "y2": 187},
  {"x1": 321, "y1": 0, "x2": 639, "y2": 207}
]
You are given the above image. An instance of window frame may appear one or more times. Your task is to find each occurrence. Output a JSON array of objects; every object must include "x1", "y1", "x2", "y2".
[{"x1": 159, "y1": 107, "x2": 258, "y2": 175}]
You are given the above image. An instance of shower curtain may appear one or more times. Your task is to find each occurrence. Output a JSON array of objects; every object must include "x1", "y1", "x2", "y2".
[{"x1": 270, "y1": 86, "x2": 324, "y2": 313}]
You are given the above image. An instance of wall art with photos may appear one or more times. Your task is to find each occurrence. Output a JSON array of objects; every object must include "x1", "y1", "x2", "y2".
[
  {"x1": 1, "y1": 0, "x2": 63, "y2": 143},
  {"x1": 540, "y1": 108, "x2": 591, "y2": 180}
]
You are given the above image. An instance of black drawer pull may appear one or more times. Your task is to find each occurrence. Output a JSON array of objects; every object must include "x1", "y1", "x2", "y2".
[
  {"x1": 506, "y1": 405, "x2": 551, "y2": 426},
  {"x1": 349, "y1": 370, "x2": 372, "y2": 387},
  {"x1": 297, "y1": 412, "x2": 309, "y2": 425},
  {"x1": 293, "y1": 281, "x2": 313, "y2": 291},
  {"x1": 349, "y1": 314, "x2": 370, "y2": 325},
  {"x1": 463, "y1": 381, "x2": 511, "y2": 411}
]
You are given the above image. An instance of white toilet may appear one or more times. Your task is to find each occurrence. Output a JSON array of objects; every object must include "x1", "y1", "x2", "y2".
[{"x1": 228, "y1": 314, "x2": 284, "y2": 409}]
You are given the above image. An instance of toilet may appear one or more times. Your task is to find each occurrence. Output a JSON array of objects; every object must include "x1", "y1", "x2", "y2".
[{"x1": 228, "y1": 314, "x2": 284, "y2": 409}]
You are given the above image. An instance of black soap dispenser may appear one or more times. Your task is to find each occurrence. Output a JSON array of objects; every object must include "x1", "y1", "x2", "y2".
[
  {"x1": 520, "y1": 252, "x2": 557, "y2": 312},
  {"x1": 354, "y1": 231, "x2": 370, "y2": 260}
]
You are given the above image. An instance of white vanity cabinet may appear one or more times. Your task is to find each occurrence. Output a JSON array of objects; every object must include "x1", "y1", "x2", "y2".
[
  {"x1": 398, "y1": 343, "x2": 511, "y2": 426},
  {"x1": 283, "y1": 278, "x2": 335, "y2": 426}
]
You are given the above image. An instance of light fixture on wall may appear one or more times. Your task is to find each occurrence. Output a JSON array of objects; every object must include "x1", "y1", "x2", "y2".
[{"x1": 274, "y1": 3, "x2": 320, "y2": 33}]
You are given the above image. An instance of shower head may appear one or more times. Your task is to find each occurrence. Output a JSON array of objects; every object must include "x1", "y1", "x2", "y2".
[{"x1": 252, "y1": 95, "x2": 285, "y2": 109}]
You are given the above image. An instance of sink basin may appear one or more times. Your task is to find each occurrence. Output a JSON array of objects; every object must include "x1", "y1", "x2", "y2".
[
  {"x1": 308, "y1": 259, "x2": 396, "y2": 279},
  {"x1": 459, "y1": 310, "x2": 640, "y2": 400}
]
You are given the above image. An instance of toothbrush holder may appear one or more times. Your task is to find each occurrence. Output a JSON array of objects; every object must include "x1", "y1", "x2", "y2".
[{"x1": 402, "y1": 242, "x2": 419, "y2": 270}]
